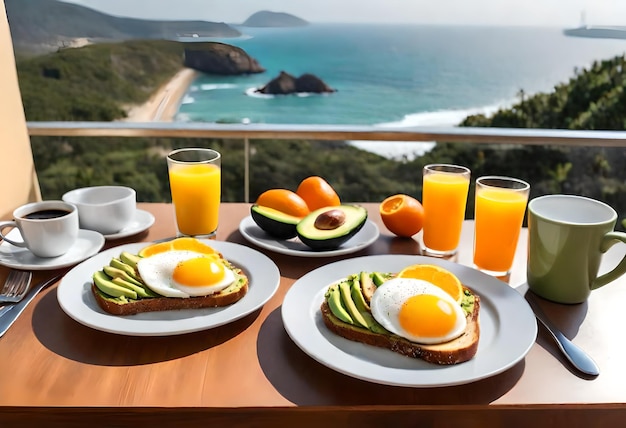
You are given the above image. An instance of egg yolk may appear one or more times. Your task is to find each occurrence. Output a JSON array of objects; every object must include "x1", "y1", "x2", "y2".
[
  {"x1": 172, "y1": 256, "x2": 225, "y2": 287},
  {"x1": 398, "y1": 294, "x2": 457, "y2": 338}
]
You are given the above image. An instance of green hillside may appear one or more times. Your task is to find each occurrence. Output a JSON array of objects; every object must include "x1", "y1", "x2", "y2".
[
  {"x1": 461, "y1": 55, "x2": 626, "y2": 130},
  {"x1": 17, "y1": 40, "x2": 185, "y2": 121},
  {"x1": 5, "y1": 0, "x2": 240, "y2": 53}
]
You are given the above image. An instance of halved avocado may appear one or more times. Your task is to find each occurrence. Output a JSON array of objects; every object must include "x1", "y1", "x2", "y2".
[
  {"x1": 251, "y1": 205, "x2": 301, "y2": 239},
  {"x1": 296, "y1": 205, "x2": 367, "y2": 250}
]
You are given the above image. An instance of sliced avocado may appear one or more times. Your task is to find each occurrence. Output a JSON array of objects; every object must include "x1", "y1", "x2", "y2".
[
  {"x1": 372, "y1": 271, "x2": 390, "y2": 286},
  {"x1": 103, "y1": 265, "x2": 143, "y2": 287},
  {"x1": 338, "y1": 281, "x2": 369, "y2": 328},
  {"x1": 350, "y1": 277, "x2": 370, "y2": 312},
  {"x1": 110, "y1": 258, "x2": 136, "y2": 277},
  {"x1": 120, "y1": 251, "x2": 142, "y2": 269},
  {"x1": 111, "y1": 277, "x2": 153, "y2": 298},
  {"x1": 326, "y1": 284, "x2": 354, "y2": 324},
  {"x1": 93, "y1": 271, "x2": 137, "y2": 299},
  {"x1": 360, "y1": 312, "x2": 389, "y2": 334},
  {"x1": 296, "y1": 205, "x2": 367, "y2": 251},
  {"x1": 250, "y1": 204, "x2": 302, "y2": 239}
]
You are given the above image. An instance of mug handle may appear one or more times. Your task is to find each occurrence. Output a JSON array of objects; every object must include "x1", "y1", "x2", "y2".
[
  {"x1": 592, "y1": 231, "x2": 626, "y2": 290},
  {"x1": 0, "y1": 221, "x2": 27, "y2": 248}
]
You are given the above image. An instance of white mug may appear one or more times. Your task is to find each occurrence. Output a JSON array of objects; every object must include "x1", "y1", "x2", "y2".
[
  {"x1": 0, "y1": 201, "x2": 79, "y2": 258},
  {"x1": 62, "y1": 186, "x2": 136, "y2": 235}
]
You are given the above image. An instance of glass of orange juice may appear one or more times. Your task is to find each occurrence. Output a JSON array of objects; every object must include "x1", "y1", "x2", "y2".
[
  {"x1": 421, "y1": 164, "x2": 471, "y2": 257},
  {"x1": 167, "y1": 148, "x2": 221, "y2": 239},
  {"x1": 473, "y1": 176, "x2": 530, "y2": 276}
]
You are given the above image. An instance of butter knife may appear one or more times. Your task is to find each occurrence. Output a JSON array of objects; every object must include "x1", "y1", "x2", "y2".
[
  {"x1": 526, "y1": 293, "x2": 600, "y2": 376},
  {"x1": 0, "y1": 274, "x2": 63, "y2": 337}
]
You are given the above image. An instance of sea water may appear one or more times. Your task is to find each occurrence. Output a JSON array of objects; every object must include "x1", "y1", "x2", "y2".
[{"x1": 175, "y1": 24, "x2": 626, "y2": 159}]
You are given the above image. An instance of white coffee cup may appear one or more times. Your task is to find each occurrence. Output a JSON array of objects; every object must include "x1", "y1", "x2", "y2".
[
  {"x1": 62, "y1": 186, "x2": 136, "y2": 235},
  {"x1": 0, "y1": 201, "x2": 79, "y2": 258}
]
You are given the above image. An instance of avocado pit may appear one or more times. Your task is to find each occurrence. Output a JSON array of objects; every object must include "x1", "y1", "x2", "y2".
[{"x1": 314, "y1": 209, "x2": 346, "y2": 230}]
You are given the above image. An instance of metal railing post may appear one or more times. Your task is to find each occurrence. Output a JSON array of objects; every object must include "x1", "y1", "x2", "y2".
[{"x1": 244, "y1": 137, "x2": 250, "y2": 203}]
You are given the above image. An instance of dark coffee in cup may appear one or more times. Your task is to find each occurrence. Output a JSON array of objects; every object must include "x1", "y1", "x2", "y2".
[
  {"x1": 24, "y1": 209, "x2": 72, "y2": 220},
  {"x1": 0, "y1": 201, "x2": 79, "y2": 257}
]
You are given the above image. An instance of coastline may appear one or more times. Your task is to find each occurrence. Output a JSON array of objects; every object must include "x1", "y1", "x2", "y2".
[{"x1": 122, "y1": 68, "x2": 198, "y2": 122}]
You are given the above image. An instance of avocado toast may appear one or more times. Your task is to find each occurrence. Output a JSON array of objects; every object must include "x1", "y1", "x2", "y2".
[
  {"x1": 91, "y1": 250, "x2": 248, "y2": 316},
  {"x1": 320, "y1": 271, "x2": 480, "y2": 365}
]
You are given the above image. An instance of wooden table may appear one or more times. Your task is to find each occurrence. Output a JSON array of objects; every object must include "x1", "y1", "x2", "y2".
[{"x1": 1, "y1": 203, "x2": 625, "y2": 427}]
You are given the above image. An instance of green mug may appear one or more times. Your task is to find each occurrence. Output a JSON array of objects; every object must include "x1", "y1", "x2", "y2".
[{"x1": 527, "y1": 194, "x2": 626, "y2": 304}]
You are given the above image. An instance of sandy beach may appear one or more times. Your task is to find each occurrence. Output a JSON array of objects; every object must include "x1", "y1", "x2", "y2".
[{"x1": 122, "y1": 68, "x2": 198, "y2": 122}]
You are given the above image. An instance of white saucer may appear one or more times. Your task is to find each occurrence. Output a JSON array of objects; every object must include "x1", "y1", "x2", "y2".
[
  {"x1": 0, "y1": 229, "x2": 105, "y2": 271},
  {"x1": 103, "y1": 209, "x2": 155, "y2": 240}
]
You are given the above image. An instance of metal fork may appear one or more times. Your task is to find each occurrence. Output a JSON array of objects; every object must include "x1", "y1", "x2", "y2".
[{"x1": 0, "y1": 270, "x2": 33, "y2": 303}]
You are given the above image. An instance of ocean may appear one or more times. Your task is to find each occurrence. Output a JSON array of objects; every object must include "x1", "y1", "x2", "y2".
[{"x1": 175, "y1": 24, "x2": 626, "y2": 159}]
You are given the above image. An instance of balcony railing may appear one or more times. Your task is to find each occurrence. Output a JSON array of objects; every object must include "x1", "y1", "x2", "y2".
[
  {"x1": 27, "y1": 122, "x2": 626, "y2": 202},
  {"x1": 27, "y1": 121, "x2": 626, "y2": 146}
]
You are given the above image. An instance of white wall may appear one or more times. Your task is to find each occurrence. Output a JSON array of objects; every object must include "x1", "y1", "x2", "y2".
[{"x1": 0, "y1": 0, "x2": 41, "y2": 219}]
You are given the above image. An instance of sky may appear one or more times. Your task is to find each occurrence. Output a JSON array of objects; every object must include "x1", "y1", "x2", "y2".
[{"x1": 59, "y1": 0, "x2": 625, "y2": 27}]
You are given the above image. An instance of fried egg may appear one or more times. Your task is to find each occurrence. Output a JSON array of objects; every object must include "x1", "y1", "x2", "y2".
[
  {"x1": 370, "y1": 278, "x2": 466, "y2": 344},
  {"x1": 136, "y1": 250, "x2": 235, "y2": 298}
]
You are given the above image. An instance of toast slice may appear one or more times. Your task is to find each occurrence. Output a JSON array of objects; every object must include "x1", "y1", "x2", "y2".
[
  {"x1": 320, "y1": 276, "x2": 480, "y2": 365},
  {"x1": 91, "y1": 250, "x2": 249, "y2": 316},
  {"x1": 92, "y1": 279, "x2": 248, "y2": 316}
]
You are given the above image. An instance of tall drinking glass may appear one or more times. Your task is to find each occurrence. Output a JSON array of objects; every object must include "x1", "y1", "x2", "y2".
[
  {"x1": 473, "y1": 176, "x2": 530, "y2": 276},
  {"x1": 167, "y1": 148, "x2": 221, "y2": 239},
  {"x1": 421, "y1": 164, "x2": 471, "y2": 257}
]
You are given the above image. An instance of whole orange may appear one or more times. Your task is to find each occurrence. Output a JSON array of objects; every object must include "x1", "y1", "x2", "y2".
[
  {"x1": 256, "y1": 189, "x2": 310, "y2": 218},
  {"x1": 379, "y1": 194, "x2": 424, "y2": 238},
  {"x1": 296, "y1": 176, "x2": 341, "y2": 211}
]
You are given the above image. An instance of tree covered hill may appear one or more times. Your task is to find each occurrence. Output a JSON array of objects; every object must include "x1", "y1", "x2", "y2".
[
  {"x1": 17, "y1": 40, "x2": 186, "y2": 121},
  {"x1": 462, "y1": 55, "x2": 626, "y2": 130},
  {"x1": 5, "y1": 0, "x2": 240, "y2": 54}
]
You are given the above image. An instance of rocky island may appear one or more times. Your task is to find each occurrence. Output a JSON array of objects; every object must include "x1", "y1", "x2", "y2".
[{"x1": 257, "y1": 71, "x2": 336, "y2": 95}]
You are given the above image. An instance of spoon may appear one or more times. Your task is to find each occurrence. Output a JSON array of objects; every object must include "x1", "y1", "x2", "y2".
[{"x1": 526, "y1": 293, "x2": 600, "y2": 376}]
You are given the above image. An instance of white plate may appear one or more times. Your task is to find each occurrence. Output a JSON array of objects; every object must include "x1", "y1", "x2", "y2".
[
  {"x1": 57, "y1": 240, "x2": 280, "y2": 336},
  {"x1": 239, "y1": 216, "x2": 379, "y2": 257},
  {"x1": 0, "y1": 229, "x2": 105, "y2": 271},
  {"x1": 103, "y1": 209, "x2": 155, "y2": 240},
  {"x1": 282, "y1": 255, "x2": 537, "y2": 388}
]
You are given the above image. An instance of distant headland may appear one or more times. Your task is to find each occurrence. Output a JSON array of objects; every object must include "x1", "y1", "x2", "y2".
[
  {"x1": 241, "y1": 11, "x2": 308, "y2": 27},
  {"x1": 4, "y1": 0, "x2": 309, "y2": 54},
  {"x1": 564, "y1": 25, "x2": 626, "y2": 40}
]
